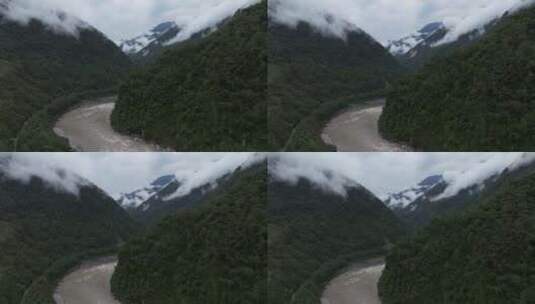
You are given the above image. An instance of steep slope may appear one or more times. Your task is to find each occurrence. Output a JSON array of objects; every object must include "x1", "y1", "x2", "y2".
[
  {"x1": 379, "y1": 167, "x2": 535, "y2": 303},
  {"x1": 0, "y1": 158, "x2": 137, "y2": 304},
  {"x1": 111, "y1": 163, "x2": 267, "y2": 304},
  {"x1": 111, "y1": 2, "x2": 267, "y2": 151},
  {"x1": 268, "y1": 172, "x2": 405, "y2": 303},
  {"x1": 268, "y1": 16, "x2": 404, "y2": 151},
  {"x1": 379, "y1": 5, "x2": 535, "y2": 151},
  {"x1": 0, "y1": 7, "x2": 131, "y2": 151}
]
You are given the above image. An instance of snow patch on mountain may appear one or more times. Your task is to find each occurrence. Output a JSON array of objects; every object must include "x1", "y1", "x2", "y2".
[
  {"x1": 386, "y1": 22, "x2": 444, "y2": 56},
  {"x1": 382, "y1": 175, "x2": 444, "y2": 209},
  {"x1": 116, "y1": 174, "x2": 176, "y2": 209},
  {"x1": 118, "y1": 21, "x2": 178, "y2": 55}
]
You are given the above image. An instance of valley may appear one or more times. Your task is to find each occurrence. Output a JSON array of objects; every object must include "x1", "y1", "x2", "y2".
[
  {"x1": 54, "y1": 96, "x2": 163, "y2": 152},
  {"x1": 53, "y1": 256, "x2": 120, "y2": 304},
  {"x1": 321, "y1": 99, "x2": 409, "y2": 152}
]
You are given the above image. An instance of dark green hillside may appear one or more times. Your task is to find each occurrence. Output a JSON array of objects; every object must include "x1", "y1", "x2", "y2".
[
  {"x1": 111, "y1": 163, "x2": 267, "y2": 304},
  {"x1": 0, "y1": 13, "x2": 131, "y2": 151},
  {"x1": 268, "y1": 18, "x2": 404, "y2": 151},
  {"x1": 111, "y1": 2, "x2": 267, "y2": 151},
  {"x1": 268, "y1": 176, "x2": 405, "y2": 304},
  {"x1": 379, "y1": 169, "x2": 535, "y2": 304},
  {"x1": 130, "y1": 175, "x2": 233, "y2": 226},
  {"x1": 379, "y1": 5, "x2": 535, "y2": 151},
  {"x1": 0, "y1": 161, "x2": 137, "y2": 304}
]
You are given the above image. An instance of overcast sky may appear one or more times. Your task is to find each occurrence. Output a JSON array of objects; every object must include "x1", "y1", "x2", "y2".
[
  {"x1": 271, "y1": 0, "x2": 535, "y2": 44},
  {"x1": 2, "y1": 153, "x2": 261, "y2": 199},
  {"x1": 2, "y1": 0, "x2": 259, "y2": 41},
  {"x1": 271, "y1": 153, "x2": 534, "y2": 199}
]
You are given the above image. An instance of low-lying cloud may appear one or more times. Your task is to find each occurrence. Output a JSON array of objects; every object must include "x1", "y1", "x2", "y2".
[
  {"x1": 0, "y1": 153, "x2": 88, "y2": 196},
  {"x1": 269, "y1": 0, "x2": 535, "y2": 45},
  {"x1": 269, "y1": 154, "x2": 360, "y2": 197},
  {"x1": 169, "y1": 0, "x2": 260, "y2": 44},
  {"x1": 438, "y1": 0, "x2": 535, "y2": 45},
  {"x1": 167, "y1": 152, "x2": 265, "y2": 199},
  {"x1": 436, "y1": 153, "x2": 535, "y2": 200},
  {"x1": 0, "y1": 0, "x2": 89, "y2": 37},
  {"x1": 268, "y1": 153, "x2": 535, "y2": 201}
]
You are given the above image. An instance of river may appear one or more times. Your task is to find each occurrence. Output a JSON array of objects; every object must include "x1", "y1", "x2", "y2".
[
  {"x1": 53, "y1": 256, "x2": 120, "y2": 304},
  {"x1": 321, "y1": 99, "x2": 410, "y2": 152},
  {"x1": 54, "y1": 96, "x2": 163, "y2": 152},
  {"x1": 321, "y1": 258, "x2": 385, "y2": 304}
]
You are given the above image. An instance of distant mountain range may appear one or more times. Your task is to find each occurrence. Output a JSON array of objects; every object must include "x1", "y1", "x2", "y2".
[
  {"x1": 118, "y1": 21, "x2": 179, "y2": 56},
  {"x1": 116, "y1": 171, "x2": 239, "y2": 225},
  {"x1": 387, "y1": 22, "x2": 445, "y2": 56},
  {"x1": 117, "y1": 20, "x2": 220, "y2": 63},
  {"x1": 116, "y1": 174, "x2": 177, "y2": 209},
  {"x1": 382, "y1": 174, "x2": 444, "y2": 210}
]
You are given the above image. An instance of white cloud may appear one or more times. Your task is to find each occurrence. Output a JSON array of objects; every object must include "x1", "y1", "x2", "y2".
[
  {"x1": 269, "y1": 0, "x2": 535, "y2": 45},
  {"x1": 435, "y1": 153, "x2": 535, "y2": 200},
  {"x1": 0, "y1": 0, "x2": 261, "y2": 43},
  {"x1": 169, "y1": 0, "x2": 260, "y2": 44},
  {"x1": 166, "y1": 152, "x2": 265, "y2": 199},
  {"x1": 1, "y1": 0, "x2": 90, "y2": 37},
  {"x1": 437, "y1": 0, "x2": 535, "y2": 45},
  {"x1": 0, "y1": 153, "x2": 264, "y2": 200},
  {"x1": 0, "y1": 154, "x2": 89, "y2": 196},
  {"x1": 269, "y1": 153, "x2": 535, "y2": 200}
]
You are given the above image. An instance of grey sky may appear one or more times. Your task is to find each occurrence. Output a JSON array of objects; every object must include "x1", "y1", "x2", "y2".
[
  {"x1": 4, "y1": 0, "x2": 259, "y2": 41},
  {"x1": 271, "y1": 0, "x2": 535, "y2": 44},
  {"x1": 271, "y1": 153, "x2": 533, "y2": 199},
  {"x1": 3, "y1": 153, "x2": 260, "y2": 198}
]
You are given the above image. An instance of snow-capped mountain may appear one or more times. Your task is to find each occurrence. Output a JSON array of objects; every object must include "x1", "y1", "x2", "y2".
[
  {"x1": 116, "y1": 174, "x2": 176, "y2": 209},
  {"x1": 118, "y1": 21, "x2": 179, "y2": 55},
  {"x1": 383, "y1": 175, "x2": 444, "y2": 210},
  {"x1": 386, "y1": 22, "x2": 445, "y2": 56}
]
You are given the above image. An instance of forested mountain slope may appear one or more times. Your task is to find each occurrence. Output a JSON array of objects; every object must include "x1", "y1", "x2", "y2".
[
  {"x1": 268, "y1": 17, "x2": 404, "y2": 150},
  {"x1": 111, "y1": 163, "x2": 267, "y2": 304},
  {"x1": 379, "y1": 168, "x2": 535, "y2": 304},
  {"x1": 379, "y1": 5, "x2": 535, "y2": 151},
  {"x1": 0, "y1": 158, "x2": 137, "y2": 304},
  {"x1": 0, "y1": 9, "x2": 131, "y2": 151},
  {"x1": 111, "y1": 2, "x2": 267, "y2": 151},
  {"x1": 268, "y1": 173, "x2": 405, "y2": 303}
]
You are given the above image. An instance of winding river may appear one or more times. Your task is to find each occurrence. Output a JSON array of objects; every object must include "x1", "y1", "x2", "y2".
[
  {"x1": 321, "y1": 99, "x2": 410, "y2": 152},
  {"x1": 53, "y1": 256, "x2": 121, "y2": 304},
  {"x1": 54, "y1": 96, "x2": 162, "y2": 152},
  {"x1": 321, "y1": 258, "x2": 385, "y2": 304}
]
